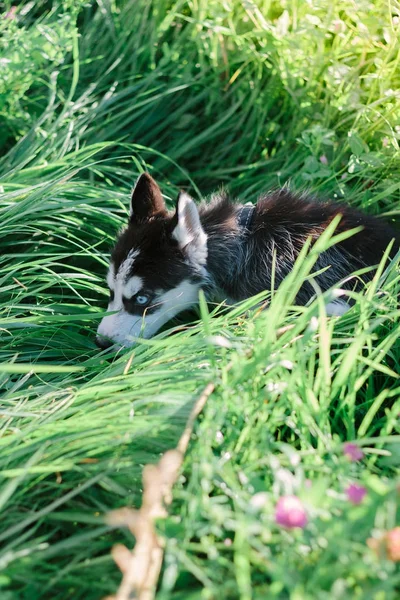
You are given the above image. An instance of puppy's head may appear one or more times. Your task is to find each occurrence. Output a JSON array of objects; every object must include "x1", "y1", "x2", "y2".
[{"x1": 96, "y1": 173, "x2": 208, "y2": 348}]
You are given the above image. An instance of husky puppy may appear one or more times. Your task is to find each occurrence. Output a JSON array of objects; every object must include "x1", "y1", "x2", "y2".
[{"x1": 96, "y1": 173, "x2": 398, "y2": 348}]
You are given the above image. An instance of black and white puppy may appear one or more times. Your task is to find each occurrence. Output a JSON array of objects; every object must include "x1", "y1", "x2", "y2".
[{"x1": 96, "y1": 173, "x2": 398, "y2": 348}]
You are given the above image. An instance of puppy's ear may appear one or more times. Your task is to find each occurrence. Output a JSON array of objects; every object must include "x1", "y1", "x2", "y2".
[
  {"x1": 172, "y1": 192, "x2": 207, "y2": 266},
  {"x1": 130, "y1": 173, "x2": 166, "y2": 223}
]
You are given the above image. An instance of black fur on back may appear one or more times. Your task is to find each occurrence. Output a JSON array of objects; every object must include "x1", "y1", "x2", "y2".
[
  {"x1": 198, "y1": 189, "x2": 399, "y2": 304},
  {"x1": 110, "y1": 180, "x2": 399, "y2": 306}
]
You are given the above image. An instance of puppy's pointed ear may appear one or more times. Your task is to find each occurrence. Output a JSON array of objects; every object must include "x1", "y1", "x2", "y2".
[
  {"x1": 130, "y1": 173, "x2": 166, "y2": 223},
  {"x1": 172, "y1": 191, "x2": 207, "y2": 266}
]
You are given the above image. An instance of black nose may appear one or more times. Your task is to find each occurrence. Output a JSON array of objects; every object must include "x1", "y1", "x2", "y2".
[{"x1": 95, "y1": 335, "x2": 113, "y2": 350}]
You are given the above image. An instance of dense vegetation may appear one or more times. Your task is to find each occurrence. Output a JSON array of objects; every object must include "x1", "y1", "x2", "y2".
[{"x1": 0, "y1": 1, "x2": 399, "y2": 598}]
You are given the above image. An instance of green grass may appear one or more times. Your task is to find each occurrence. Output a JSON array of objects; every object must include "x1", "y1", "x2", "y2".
[{"x1": 0, "y1": 1, "x2": 399, "y2": 598}]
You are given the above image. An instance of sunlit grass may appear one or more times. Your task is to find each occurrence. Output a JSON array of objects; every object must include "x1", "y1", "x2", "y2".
[{"x1": 0, "y1": 1, "x2": 399, "y2": 598}]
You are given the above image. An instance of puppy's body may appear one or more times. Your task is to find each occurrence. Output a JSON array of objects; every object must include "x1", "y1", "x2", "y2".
[
  {"x1": 202, "y1": 190, "x2": 398, "y2": 304},
  {"x1": 96, "y1": 174, "x2": 399, "y2": 348}
]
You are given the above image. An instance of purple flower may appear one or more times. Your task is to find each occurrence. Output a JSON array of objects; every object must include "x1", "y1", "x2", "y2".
[
  {"x1": 275, "y1": 495, "x2": 307, "y2": 529},
  {"x1": 346, "y1": 483, "x2": 367, "y2": 505},
  {"x1": 343, "y1": 442, "x2": 364, "y2": 462},
  {"x1": 5, "y1": 6, "x2": 17, "y2": 19},
  {"x1": 320, "y1": 155, "x2": 328, "y2": 165}
]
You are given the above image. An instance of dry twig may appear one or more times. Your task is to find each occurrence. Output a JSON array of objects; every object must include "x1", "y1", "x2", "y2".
[{"x1": 105, "y1": 382, "x2": 215, "y2": 600}]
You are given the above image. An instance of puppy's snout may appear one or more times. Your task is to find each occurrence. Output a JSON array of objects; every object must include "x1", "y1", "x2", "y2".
[{"x1": 95, "y1": 335, "x2": 113, "y2": 350}]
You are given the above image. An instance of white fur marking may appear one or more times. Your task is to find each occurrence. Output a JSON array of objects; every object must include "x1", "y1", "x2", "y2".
[
  {"x1": 172, "y1": 192, "x2": 197, "y2": 247},
  {"x1": 326, "y1": 300, "x2": 351, "y2": 316},
  {"x1": 123, "y1": 276, "x2": 143, "y2": 299},
  {"x1": 97, "y1": 279, "x2": 201, "y2": 347},
  {"x1": 107, "y1": 264, "x2": 115, "y2": 290},
  {"x1": 172, "y1": 192, "x2": 208, "y2": 270},
  {"x1": 118, "y1": 250, "x2": 140, "y2": 283},
  {"x1": 98, "y1": 250, "x2": 143, "y2": 342}
]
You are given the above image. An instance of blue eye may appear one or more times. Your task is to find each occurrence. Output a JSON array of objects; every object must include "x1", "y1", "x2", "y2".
[{"x1": 136, "y1": 295, "x2": 149, "y2": 305}]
